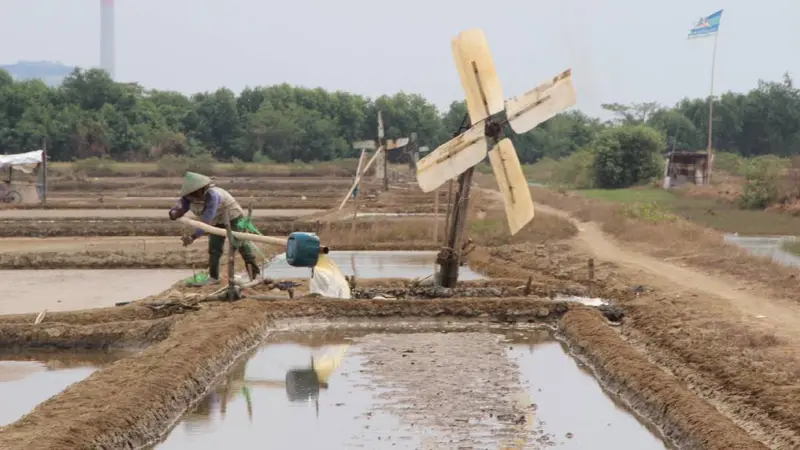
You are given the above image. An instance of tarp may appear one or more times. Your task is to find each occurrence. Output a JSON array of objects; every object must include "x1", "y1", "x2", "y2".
[
  {"x1": 309, "y1": 254, "x2": 351, "y2": 299},
  {"x1": 0, "y1": 150, "x2": 44, "y2": 174}
]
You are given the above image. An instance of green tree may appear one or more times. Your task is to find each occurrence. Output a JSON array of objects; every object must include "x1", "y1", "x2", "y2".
[{"x1": 592, "y1": 125, "x2": 665, "y2": 188}]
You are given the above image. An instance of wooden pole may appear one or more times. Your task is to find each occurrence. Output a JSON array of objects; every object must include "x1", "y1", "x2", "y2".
[
  {"x1": 338, "y1": 147, "x2": 382, "y2": 210},
  {"x1": 176, "y1": 217, "x2": 286, "y2": 246},
  {"x1": 440, "y1": 168, "x2": 474, "y2": 288},
  {"x1": 443, "y1": 179, "x2": 454, "y2": 240},
  {"x1": 588, "y1": 258, "x2": 595, "y2": 298},
  {"x1": 351, "y1": 150, "x2": 366, "y2": 238},
  {"x1": 41, "y1": 140, "x2": 47, "y2": 206},
  {"x1": 223, "y1": 210, "x2": 237, "y2": 301},
  {"x1": 706, "y1": 31, "x2": 719, "y2": 185},
  {"x1": 433, "y1": 187, "x2": 440, "y2": 243}
]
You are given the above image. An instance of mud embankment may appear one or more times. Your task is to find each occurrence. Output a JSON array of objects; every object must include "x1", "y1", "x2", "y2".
[
  {"x1": 0, "y1": 298, "x2": 770, "y2": 450},
  {"x1": 0, "y1": 299, "x2": 568, "y2": 449},
  {"x1": 560, "y1": 308, "x2": 768, "y2": 450},
  {"x1": 0, "y1": 304, "x2": 177, "y2": 326},
  {"x1": 0, "y1": 317, "x2": 177, "y2": 351}
]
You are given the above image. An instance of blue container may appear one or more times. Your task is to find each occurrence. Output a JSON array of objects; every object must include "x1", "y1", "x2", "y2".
[{"x1": 286, "y1": 232, "x2": 321, "y2": 268}]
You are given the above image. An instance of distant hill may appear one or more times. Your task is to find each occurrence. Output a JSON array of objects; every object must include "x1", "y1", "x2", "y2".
[{"x1": 0, "y1": 61, "x2": 75, "y2": 86}]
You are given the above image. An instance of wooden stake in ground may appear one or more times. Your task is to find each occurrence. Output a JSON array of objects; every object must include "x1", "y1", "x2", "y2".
[
  {"x1": 433, "y1": 186, "x2": 440, "y2": 243},
  {"x1": 351, "y1": 149, "x2": 367, "y2": 239},
  {"x1": 439, "y1": 168, "x2": 474, "y2": 287},
  {"x1": 223, "y1": 210, "x2": 237, "y2": 301}
]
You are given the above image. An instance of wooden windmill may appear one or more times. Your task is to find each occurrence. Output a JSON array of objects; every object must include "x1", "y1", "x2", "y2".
[
  {"x1": 416, "y1": 28, "x2": 577, "y2": 287},
  {"x1": 352, "y1": 110, "x2": 410, "y2": 191}
]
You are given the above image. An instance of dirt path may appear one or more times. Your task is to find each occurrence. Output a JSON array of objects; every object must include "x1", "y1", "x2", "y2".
[{"x1": 534, "y1": 202, "x2": 800, "y2": 342}]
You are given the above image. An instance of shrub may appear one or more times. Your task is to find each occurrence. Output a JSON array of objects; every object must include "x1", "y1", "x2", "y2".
[{"x1": 592, "y1": 125, "x2": 665, "y2": 189}]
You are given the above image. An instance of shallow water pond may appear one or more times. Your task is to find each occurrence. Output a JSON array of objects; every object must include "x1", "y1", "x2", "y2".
[
  {"x1": 0, "y1": 350, "x2": 127, "y2": 426},
  {"x1": 724, "y1": 234, "x2": 800, "y2": 267},
  {"x1": 0, "y1": 269, "x2": 192, "y2": 315},
  {"x1": 155, "y1": 326, "x2": 669, "y2": 449},
  {"x1": 264, "y1": 250, "x2": 484, "y2": 280}
]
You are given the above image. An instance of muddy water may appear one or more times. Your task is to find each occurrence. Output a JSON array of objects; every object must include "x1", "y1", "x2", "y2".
[
  {"x1": 0, "y1": 209, "x2": 322, "y2": 219},
  {"x1": 724, "y1": 234, "x2": 800, "y2": 267},
  {"x1": 0, "y1": 350, "x2": 126, "y2": 426},
  {"x1": 264, "y1": 250, "x2": 485, "y2": 280},
  {"x1": 0, "y1": 269, "x2": 191, "y2": 315},
  {"x1": 511, "y1": 339, "x2": 669, "y2": 449},
  {"x1": 155, "y1": 326, "x2": 668, "y2": 449}
]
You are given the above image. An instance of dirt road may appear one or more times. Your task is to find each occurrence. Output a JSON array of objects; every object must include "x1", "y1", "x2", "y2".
[
  {"x1": 534, "y1": 203, "x2": 800, "y2": 342},
  {"x1": 0, "y1": 209, "x2": 322, "y2": 219}
]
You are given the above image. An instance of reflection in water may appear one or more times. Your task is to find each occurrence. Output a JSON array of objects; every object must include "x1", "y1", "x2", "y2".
[
  {"x1": 157, "y1": 327, "x2": 669, "y2": 449},
  {"x1": 510, "y1": 339, "x2": 671, "y2": 449},
  {"x1": 180, "y1": 344, "x2": 350, "y2": 427}
]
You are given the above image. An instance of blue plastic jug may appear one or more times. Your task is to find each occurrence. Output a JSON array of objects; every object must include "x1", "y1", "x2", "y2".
[{"x1": 286, "y1": 232, "x2": 321, "y2": 268}]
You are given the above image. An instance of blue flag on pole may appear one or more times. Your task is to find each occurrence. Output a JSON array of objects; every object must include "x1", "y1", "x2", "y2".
[{"x1": 688, "y1": 10, "x2": 723, "y2": 39}]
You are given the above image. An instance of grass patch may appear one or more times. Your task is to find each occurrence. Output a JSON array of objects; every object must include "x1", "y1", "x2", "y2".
[
  {"x1": 579, "y1": 188, "x2": 676, "y2": 204},
  {"x1": 781, "y1": 240, "x2": 800, "y2": 256},
  {"x1": 49, "y1": 158, "x2": 366, "y2": 178},
  {"x1": 576, "y1": 187, "x2": 800, "y2": 235}
]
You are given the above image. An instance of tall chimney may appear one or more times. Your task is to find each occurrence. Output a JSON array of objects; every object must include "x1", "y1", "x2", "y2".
[{"x1": 100, "y1": 0, "x2": 115, "y2": 79}]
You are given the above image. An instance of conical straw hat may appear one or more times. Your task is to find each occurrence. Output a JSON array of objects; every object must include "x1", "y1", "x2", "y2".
[{"x1": 179, "y1": 172, "x2": 212, "y2": 197}]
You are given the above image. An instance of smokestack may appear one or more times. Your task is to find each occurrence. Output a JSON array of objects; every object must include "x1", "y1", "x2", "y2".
[{"x1": 100, "y1": 0, "x2": 115, "y2": 79}]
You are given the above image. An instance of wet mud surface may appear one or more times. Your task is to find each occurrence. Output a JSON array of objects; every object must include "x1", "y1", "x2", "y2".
[
  {"x1": 155, "y1": 324, "x2": 667, "y2": 449},
  {"x1": 0, "y1": 269, "x2": 191, "y2": 315}
]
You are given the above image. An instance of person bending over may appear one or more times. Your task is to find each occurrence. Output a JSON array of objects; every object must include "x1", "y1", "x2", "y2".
[{"x1": 168, "y1": 171, "x2": 260, "y2": 285}]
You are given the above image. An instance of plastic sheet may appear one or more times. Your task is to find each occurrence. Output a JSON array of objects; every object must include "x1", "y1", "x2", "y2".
[{"x1": 309, "y1": 254, "x2": 351, "y2": 299}]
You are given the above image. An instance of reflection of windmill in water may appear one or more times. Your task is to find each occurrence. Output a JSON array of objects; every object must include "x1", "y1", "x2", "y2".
[{"x1": 182, "y1": 344, "x2": 351, "y2": 425}]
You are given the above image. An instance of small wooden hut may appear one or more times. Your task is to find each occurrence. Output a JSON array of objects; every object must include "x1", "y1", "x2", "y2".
[{"x1": 663, "y1": 150, "x2": 711, "y2": 188}]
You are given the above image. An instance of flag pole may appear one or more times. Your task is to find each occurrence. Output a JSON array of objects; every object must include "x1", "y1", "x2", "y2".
[{"x1": 706, "y1": 30, "x2": 719, "y2": 185}]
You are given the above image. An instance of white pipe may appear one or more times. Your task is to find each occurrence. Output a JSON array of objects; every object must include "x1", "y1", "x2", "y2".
[
  {"x1": 339, "y1": 146, "x2": 383, "y2": 210},
  {"x1": 176, "y1": 217, "x2": 287, "y2": 246}
]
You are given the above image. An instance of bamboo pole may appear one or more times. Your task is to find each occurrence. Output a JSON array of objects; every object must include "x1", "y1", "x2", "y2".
[
  {"x1": 177, "y1": 217, "x2": 286, "y2": 246},
  {"x1": 338, "y1": 147, "x2": 384, "y2": 210}
]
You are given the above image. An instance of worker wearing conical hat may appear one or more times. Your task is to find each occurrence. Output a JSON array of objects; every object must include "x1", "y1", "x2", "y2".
[{"x1": 168, "y1": 172, "x2": 260, "y2": 285}]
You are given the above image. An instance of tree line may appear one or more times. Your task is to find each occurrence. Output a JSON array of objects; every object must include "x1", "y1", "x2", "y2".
[{"x1": 1, "y1": 67, "x2": 798, "y2": 170}]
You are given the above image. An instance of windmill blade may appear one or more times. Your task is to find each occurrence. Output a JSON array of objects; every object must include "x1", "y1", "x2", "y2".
[
  {"x1": 386, "y1": 137, "x2": 410, "y2": 151},
  {"x1": 377, "y1": 111, "x2": 384, "y2": 139},
  {"x1": 393, "y1": 137, "x2": 410, "y2": 148},
  {"x1": 452, "y1": 29, "x2": 505, "y2": 124},
  {"x1": 416, "y1": 122, "x2": 487, "y2": 193},
  {"x1": 505, "y1": 69, "x2": 577, "y2": 134},
  {"x1": 488, "y1": 138, "x2": 534, "y2": 235},
  {"x1": 353, "y1": 140, "x2": 377, "y2": 150}
]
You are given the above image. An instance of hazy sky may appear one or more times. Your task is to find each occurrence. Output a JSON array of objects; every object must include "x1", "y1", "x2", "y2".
[{"x1": 1, "y1": 0, "x2": 797, "y2": 118}]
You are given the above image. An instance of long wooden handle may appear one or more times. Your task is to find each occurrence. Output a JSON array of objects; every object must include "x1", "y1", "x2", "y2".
[
  {"x1": 177, "y1": 217, "x2": 287, "y2": 246},
  {"x1": 338, "y1": 146, "x2": 383, "y2": 210}
]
